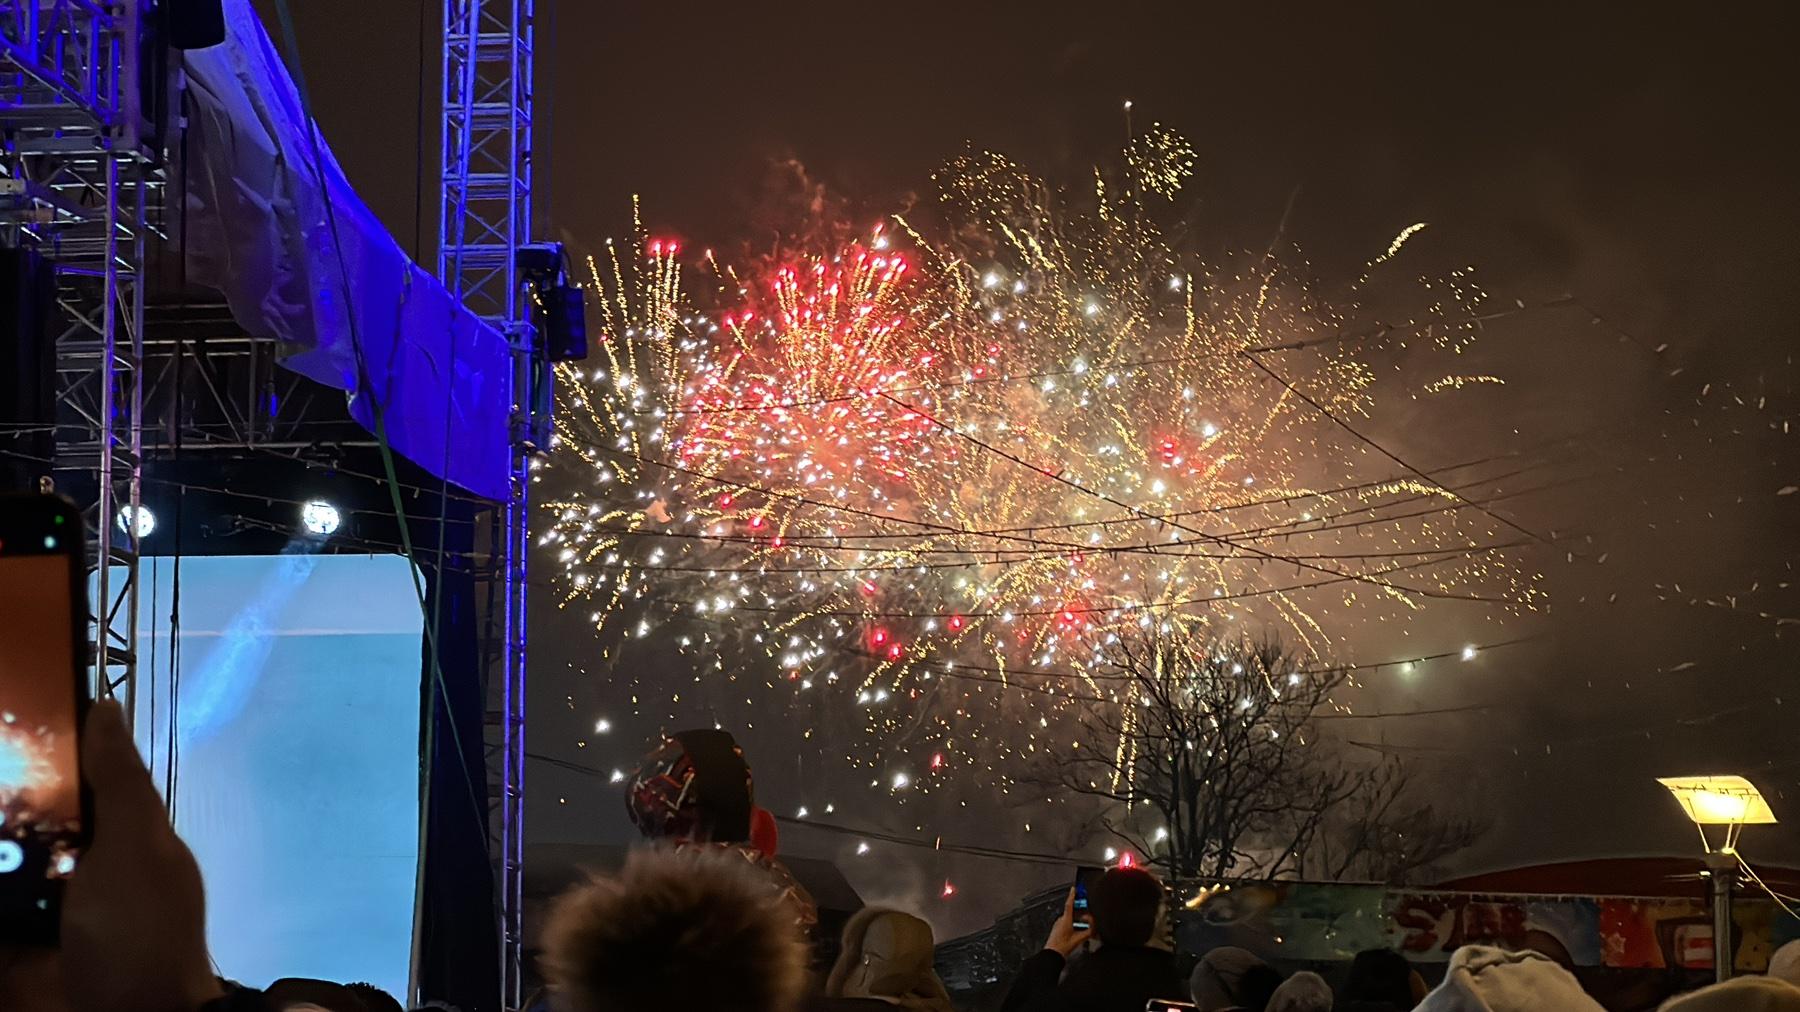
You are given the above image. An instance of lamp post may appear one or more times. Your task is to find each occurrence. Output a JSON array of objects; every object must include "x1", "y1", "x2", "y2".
[{"x1": 1657, "y1": 775, "x2": 1778, "y2": 983}]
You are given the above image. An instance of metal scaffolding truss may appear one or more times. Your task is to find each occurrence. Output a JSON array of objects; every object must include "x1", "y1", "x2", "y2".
[
  {"x1": 139, "y1": 301, "x2": 375, "y2": 457},
  {"x1": 441, "y1": 0, "x2": 532, "y2": 323},
  {"x1": 0, "y1": 0, "x2": 127, "y2": 127},
  {"x1": 440, "y1": 1, "x2": 534, "y2": 1006},
  {"x1": 1, "y1": 0, "x2": 160, "y2": 705}
]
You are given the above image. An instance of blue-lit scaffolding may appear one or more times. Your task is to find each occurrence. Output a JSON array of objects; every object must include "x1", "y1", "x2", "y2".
[
  {"x1": 0, "y1": 0, "x2": 160, "y2": 706},
  {"x1": 439, "y1": 1, "x2": 535, "y2": 1005}
]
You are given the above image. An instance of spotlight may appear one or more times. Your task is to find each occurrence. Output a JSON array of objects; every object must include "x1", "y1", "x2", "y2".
[
  {"x1": 299, "y1": 500, "x2": 341, "y2": 537},
  {"x1": 115, "y1": 504, "x2": 155, "y2": 539}
]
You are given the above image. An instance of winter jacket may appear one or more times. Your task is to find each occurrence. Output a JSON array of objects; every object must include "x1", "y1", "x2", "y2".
[{"x1": 1000, "y1": 944, "x2": 1186, "y2": 1012}]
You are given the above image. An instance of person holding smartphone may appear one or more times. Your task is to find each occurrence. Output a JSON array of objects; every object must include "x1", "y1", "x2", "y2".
[
  {"x1": 0, "y1": 696, "x2": 246, "y2": 1012},
  {"x1": 998, "y1": 866, "x2": 1185, "y2": 1012},
  {"x1": 0, "y1": 495, "x2": 260, "y2": 1011}
]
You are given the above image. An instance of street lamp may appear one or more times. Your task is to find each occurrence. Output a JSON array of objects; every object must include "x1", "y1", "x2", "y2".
[{"x1": 1657, "y1": 775, "x2": 1777, "y2": 983}]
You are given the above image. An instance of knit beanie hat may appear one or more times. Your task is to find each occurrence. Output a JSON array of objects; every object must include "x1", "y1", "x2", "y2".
[
  {"x1": 1414, "y1": 945, "x2": 1604, "y2": 1012},
  {"x1": 1191, "y1": 946, "x2": 1270, "y2": 1011},
  {"x1": 1771, "y1": 940, "x2": 1800, "y2": 988}
]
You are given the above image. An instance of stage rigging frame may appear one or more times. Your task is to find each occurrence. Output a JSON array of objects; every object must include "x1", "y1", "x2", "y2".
[
  {"x1": 1, "y1": 0, "x2": 160, "y2": 708},
  {"x1": 7, "y1": 1, "x2": 540, "y2": 1002},
  {"x1": 439, "y1": 0, "x2": 536, "y2": 1006}
]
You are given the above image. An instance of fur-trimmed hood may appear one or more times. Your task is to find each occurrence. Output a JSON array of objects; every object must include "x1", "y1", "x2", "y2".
[{"x1": 825, "y1": 907, "x2": 954, "y2": 1012}]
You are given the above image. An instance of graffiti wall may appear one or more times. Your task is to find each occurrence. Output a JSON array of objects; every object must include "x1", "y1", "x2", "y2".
[{"x1": 1178, "y1": 883, "x2": 1800, "y2": 972}]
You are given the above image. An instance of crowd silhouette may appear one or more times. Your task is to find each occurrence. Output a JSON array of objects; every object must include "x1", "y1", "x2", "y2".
[{"x1": 1, "y1": 717, "x2": 1795, "y2": 1012}]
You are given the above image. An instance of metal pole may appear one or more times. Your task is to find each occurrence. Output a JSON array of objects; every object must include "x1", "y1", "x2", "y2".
[
  {"x1": 122, "y1": 160, "x2": 145, "y2": 711},
  {"x1": 503, "y1": 461, "x2": 527, "y2": 1009},
  {"x1": 1705, "y1": 851, "x2": 1735, "y2": 983}
]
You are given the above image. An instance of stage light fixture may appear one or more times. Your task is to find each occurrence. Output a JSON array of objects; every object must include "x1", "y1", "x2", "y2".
[
  {"x1": 166, "y1": 0, "x2": 226, "y2": 49},
  {"x1": 116, "y1": 504, "x2": 156, "y2": 539},
  {"x1": 544, "y1": 282, "x2": 588, "y2": 362},
  {"x1": 517, "y1": 242, "x2": 588, "y2": 362},
  {"x1": 300, "y1": 500, "x2": 341, "y2": 537}
]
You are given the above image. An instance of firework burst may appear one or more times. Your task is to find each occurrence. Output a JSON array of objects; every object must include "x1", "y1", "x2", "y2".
[
  {"x1": 543, "y1": 129, "x2": 1543, "y2": 785},
  {"x1": 0, "y1": 713, "x2": 61, "y2": 803}
]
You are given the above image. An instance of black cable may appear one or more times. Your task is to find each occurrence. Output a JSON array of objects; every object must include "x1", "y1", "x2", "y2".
[
  {"x1": 522, "y1": 749, "x2": 1075, "y2": 868},
  {"x1": 1241, "y1": 351, "x2": 1553, "y2": 547},
  {"x1": 541, "y1": 539, "x2": 1533, "y2": 575},
  {"x1": 270, "y1": 0, "x2": 487, "y2": 848},
  {"x1": 145, "y1": 551, "x2": 159, "y2": 797},
  {"x1": 412, "y1": 0, "x2": 428, "y2": 264},
  {"x1": 851, "y1": 634, "x2": 1541, "y2": 689},
  {"x1": 425, "y1": 0, "x2": 463, "y2": 904},
  {"x1": 0, "y1": 445, "x2": 1579, "y2": 608},
  {"x1": 882, "y1": 392, "x2": 1516, "y2": 607},
  {"x1": 1221, "y1": 474, "x2": 1585, "y2": 543},
  {"x1": 619, "y1": 549, "x2": 1523, "y2": 619},
  {"x1": 579, "y1": 441, "x2": 1564, "y2": 568},
  {"x1": 164, "y1": 80, "x2": 195, "y2": 816},
  {"x1": 620, "y1": 304, "x2": 1549, "y2": 418},
  {"x1": 547, "y1": 440, "x2": 1567, "y2": 545},
  {"x1": 542, "y1": 473, "x2": 1577, "y2": 561},
  {"x1": 165, "y1": 458, "x2": 183, "y2": 812}
]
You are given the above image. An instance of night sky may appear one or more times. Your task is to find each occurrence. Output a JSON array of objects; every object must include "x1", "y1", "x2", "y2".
[{"x1": 267, "y1": 1, "x2": 1800, "y2": 935}]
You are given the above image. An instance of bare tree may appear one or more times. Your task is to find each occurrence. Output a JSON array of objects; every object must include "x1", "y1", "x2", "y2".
[
  {"x1": 1301, "y1": 755, "x2": 1485, "y2": 884},
  {"x1": 1040, "y1": 628, "x2": 1473, "y2": 887}
]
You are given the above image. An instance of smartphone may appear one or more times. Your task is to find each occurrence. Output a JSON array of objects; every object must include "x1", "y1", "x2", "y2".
[
  {"x1": 0, "y1": 494, "x2": 91, "y2": 944},
  {"x1": 1072, "y1": 864, "x2": 1104, "y2": 931}
]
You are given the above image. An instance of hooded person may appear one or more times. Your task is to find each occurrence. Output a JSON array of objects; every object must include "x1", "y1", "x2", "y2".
[
  {"x1": 1659, "y1": 976, "x2": 1800, "y2": 1012},
  {"x1": 626, "y1": 729, "x2": 758, "y2": 844},
  {"x1": 999, "y1": 867, "x2": 1186, "y2": 1012},
  {"x1": 1268, "y1": 971, "x2": 1333, "y2": 1012},
  {"x1": 821, "y1": 908, "x2": 955, "y2": 1012},
  {"x1": 1413, "y1": 946, "x2": 1603, "y2": 1012},
  {"x1": 626, "y1": 728, "x2": 817, "y2": 931},
  {"x1": 1192, "y1": 946, "x2": 1284, "y2": 1011},
  {"x1": 1772, "y1": 940, "x2": 1800, "y2": 989},
  {"x1": 1341, "y1": 949, "x2": 1416, "y2": 1012}
]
